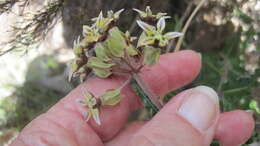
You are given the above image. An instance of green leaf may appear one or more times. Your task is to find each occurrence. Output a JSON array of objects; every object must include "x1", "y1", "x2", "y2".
[
  {"x1": 143, "y1": 47, "x2": 161, "y2": 66},
  {"x1": 101, "y1": 88, "x2": 122, "y2": 106},
  {"x1": 92, "y1": 67, "x2": 112, "y2": 78},
  {"x1": 87, "y1": 57, "x2": 115, "y2": 69},
  {"x1": 94, "y1": 43, "x2": 110, "y2": 61}
]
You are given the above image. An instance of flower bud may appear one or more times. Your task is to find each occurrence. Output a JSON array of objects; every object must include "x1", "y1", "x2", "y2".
[
  {"x1": 143, "y1": 46, "x2": 161, "y2": 66},
  {"x1": 100, "y1": 88, "x2": 122, "y2": 106}
]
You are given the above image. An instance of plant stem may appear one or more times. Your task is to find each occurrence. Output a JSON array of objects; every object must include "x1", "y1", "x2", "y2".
[
  {"x1": 132, "y1": 73, "x2": 163, "y2": 109},
  {"x1": 174, "y1": 0, "x2": 206, "y2": 52}
]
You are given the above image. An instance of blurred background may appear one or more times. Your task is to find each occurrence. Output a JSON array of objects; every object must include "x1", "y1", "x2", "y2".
[{"x1": 0, "y1": 0, "x2": 259, "y2": 145}]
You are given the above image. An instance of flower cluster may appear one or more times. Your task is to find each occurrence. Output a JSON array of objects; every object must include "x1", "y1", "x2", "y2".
[{"x1": 69, "y1": 6, "x2": 183, "y2": 125}]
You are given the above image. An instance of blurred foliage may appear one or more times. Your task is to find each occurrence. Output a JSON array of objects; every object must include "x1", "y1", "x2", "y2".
[{"x1": 0, "y1": 82, "x2": 64, "y2": 130}]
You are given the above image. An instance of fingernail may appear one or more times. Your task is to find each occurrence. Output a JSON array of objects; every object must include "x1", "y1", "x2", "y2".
[{"x1": 177, "y1": 86, "x2": 219, "y2": 132}]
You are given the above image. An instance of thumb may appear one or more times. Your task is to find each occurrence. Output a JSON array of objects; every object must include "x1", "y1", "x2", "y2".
[{"x1": 129, "y1": 86, "x2": 220, "y2": 146}]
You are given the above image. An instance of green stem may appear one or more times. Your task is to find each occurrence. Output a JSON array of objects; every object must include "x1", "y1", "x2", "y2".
[
  {"x1": 132, "y1": 73, "x2": 162, "y2": 111},
  {"x1": 223, "y1": 87, "x2": 249, "y2": 94}
]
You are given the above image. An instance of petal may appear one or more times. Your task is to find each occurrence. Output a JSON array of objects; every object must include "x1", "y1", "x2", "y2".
[
  {"x1": 114, "y1": 9, "x2": 124, "y2": 18},
  {"x1": 133, "y1": 8, "x2": 146, "y2": 17},
  {"x1": 157, "y1": 17, "x2": 166, "y2": 32},
  {"x1": 92, "y1": 109, "x2": 101, "y2": 125},
  {"x1": 136, "y1": 20, "x2": 155, "y2": 33},
  {"x1": 164, "y1": 32, "x2": 183, "y2": 39},
  {"x1": 145, "y1": 6, "x2": 152, "y2": 16}
]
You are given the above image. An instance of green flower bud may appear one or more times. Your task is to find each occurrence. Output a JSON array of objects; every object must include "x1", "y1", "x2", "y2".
[
  {"x1": 143, "y1": 46, "x2": 161, "y2": 66},
  {"x1": 101, "y1": 88, "x2": 122, "y2": 106},
  {"x1": 92, "y1": 67, "x2": 112, "y2": 78},
  {"x1": 106, "y1": 27, "x2": 127, "y2": 58},
  {"x1": 87, "y1": 57, "x2": 115, "y2": 69},
  {"x1": 94, "y1": 43, "x2": 111, "y2": 62}
]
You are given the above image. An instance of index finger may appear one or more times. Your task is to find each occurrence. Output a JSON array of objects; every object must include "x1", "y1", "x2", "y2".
[{"x1": 11, "y1": 50, "x2": 201, "y2": 146}]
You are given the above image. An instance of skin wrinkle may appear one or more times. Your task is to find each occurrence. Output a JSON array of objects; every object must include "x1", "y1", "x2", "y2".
[
  {"x1": 131, "y1": 134, "x2": 156, "y2": 146},
  {"x1": 39, "y1": 135, "x2": 55, "y2": 146},
  {"x1": 15, "y1": 136, "x2": 29, "y2": 146},
  {"x1": 19, "y1": 114, "x2": 79, "y2": 146},
  {"x1": 43, "y1": 115, "x2": 80, "y2": 146},
  {"x1": 22, "y1": 131, "x2": 60, "y2": 146}
]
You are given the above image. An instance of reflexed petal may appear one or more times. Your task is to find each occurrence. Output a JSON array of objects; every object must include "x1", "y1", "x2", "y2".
[
  {"x1": 114, "y1": 9, "x2": 124, "y2": 18},
  {"x1": 145, "y1": 6, "x2": 152, "y2": 16},
  {"x1": 157, "y1": 18, "x2": 166, "y2": 32},
  {"x1": 133, "y1": 8, "x2": 146, "y2": 17},
  {"x1": 156, "y1": 13, "x2": 168, "y2": 19},
  {"x1": 92, "y1": 109, "x2": 101, "y2": 125},
  {"x1": 85, "y1": 110, "x2": 91, "y2": 121},
  {"x1": 96, "y1": 11, "x2": 104, "y2": 26},
  {"x1": 136, "y1": 20, "x2": 155, "y2": 33},
  {"x1": 164, "y1": 32, "x2": 183, "y2": 39}
]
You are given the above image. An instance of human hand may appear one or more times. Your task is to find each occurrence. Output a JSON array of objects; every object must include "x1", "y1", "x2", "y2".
[{"x1": 10, "y1": 50, "x2": 254, "y2": 146}]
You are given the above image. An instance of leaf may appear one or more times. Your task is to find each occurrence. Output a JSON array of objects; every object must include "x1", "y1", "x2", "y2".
[
  {"x1": 143, "y1": 47, "x2": 161, "y2": 66},
  {"x1": 92, "y1": 67, "x2": 112, "y2": 78},
  {"x1": 87, "y1": 57, "x2": 115, "y2": 69},
  {"x1": 94, "y1": 43, "x2": 110, "y2": 61},
  {"x1": 101, "y1": 88, "x2": 122, "y2": 106},
  {"x1": 106, "y1": 27, "x2": 127, "y2": 58}
]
